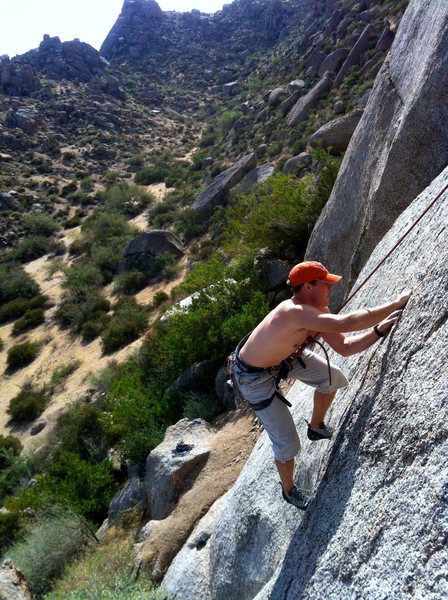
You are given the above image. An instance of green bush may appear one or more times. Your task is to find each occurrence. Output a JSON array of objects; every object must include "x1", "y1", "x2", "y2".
[
  {"x1": 0, "y1": 263, "x2": 40, "y2": 305},
  {"x1": 173, "y1": 208, "x2": 207, "y2": 241},
  {"x1": 12, "y1": 308, "x2": 45, "y2": 335},
  {"x1": 134, "y1": 165, "x2": 166, "y2": 185},
  {"x1": 55, "y1": 402, "x2": 109, "y2": 464},
  {"x1": 102, "y1": 183, "x2": 154, "y2": 217},
  {"x1": 7, "y1": 341, "x2": 41, "y2": 370},
  {"x1": 81, "y1": 320, "x2": 103, "y2": 342},
  {"x1": 127, "y1": 153, "x2": 145, "y2": 168},
  {"x1": 182, "y1": 392, "x2": 223, "y2": 422},
  {"x1": 7, "y1": 236, "x2": 64, "y2": 263},
  {"x1": 154, "y1": 251, "x2": 180, "y2": 279},
  {"x1": 61, "y1": 181, "x2": 78, "y2": 196},
  {"x1": 50, "y1": 361, "x2": 81, "y2": 387},
  {"x1": 216, "y1": 109, "x2": 243, "y2": 137},
  {"x1": 152, "y1": 290, "x2": 169, "y2": 307},
  {"x1": 0, "y1": 434, "x2": 23, "y2": 468},
  {"x1": 0, "y1": 511, "x2": 22, "y2": 549},
  {"x1": 113, "y1": 271, "x2": 148, "y2": 294},
  {"x1": 80, "y1": 176, "x2": 94, "y2": 191},
  {"x1": 101, "y1": 299, "x2": 148, "y2": 354},
  {"x1": 7, "y1": 382, "x2": 49, "y2": 421},
  {"x1": 23, "y1": 213, "x2": 61, "y2": 237},
  {"x1": 0, "y1": 294, "x2": 48, "y2": 323},
  {"x1": 7, "y1": 508, "x2": 93, "y2": 597}
]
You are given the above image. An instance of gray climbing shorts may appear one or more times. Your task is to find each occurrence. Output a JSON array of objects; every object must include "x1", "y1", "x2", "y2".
[{"x1": 231, "y1": 349, "x2": 348, "y2": 462}]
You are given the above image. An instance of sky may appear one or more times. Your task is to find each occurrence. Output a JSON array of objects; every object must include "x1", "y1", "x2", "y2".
[{"x1": 0, "y1": 0, "x2": 228, "y2": 58}]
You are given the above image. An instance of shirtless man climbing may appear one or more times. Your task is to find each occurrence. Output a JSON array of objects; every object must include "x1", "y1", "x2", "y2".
[{"x1": 230, "y1": 261, "x2": 411, "y2": 510}]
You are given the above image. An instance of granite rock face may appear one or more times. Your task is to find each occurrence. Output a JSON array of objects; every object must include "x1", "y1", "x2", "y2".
[
  {"x1": 161, "y1": 165, "x2": 448, "y2": 600},
  {"x1": 119, "y1": 230, "x2": 184, "y2": 277},
  {"x1": 307, "y1": 0, "x2": 448, "y2": 307},
  {"x1": 0, "y1": 560, "x2": 31, "y2": 600}
]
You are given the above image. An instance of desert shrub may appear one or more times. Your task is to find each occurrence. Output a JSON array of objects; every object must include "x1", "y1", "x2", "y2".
[
  {"x1": 42, "y1": 537, "x2": 167, "y2": 600},
  {"x1": 90, "y1": 245, "x2": 123, "y2": 283},
  {"x1": 50, "y1": 361, "x2": 81, "y2": 387},
  {"x1": 55, "y1": 402, "x2": 109, "y2": 464},
  {"x1": 173, "y1": 208, "x2": 207, "y2": 241},
  {"x1": 61, "y1": 181, "x2": 78, "y2": 196},
  {"x1": 56, "y1": 289, "x2": 109, "y2": 333},
  {"x1": 223, "y1": 147, "x2": 340, "y2": 261},
  {"x1": 0, "y1": 511, "x2": 22, "y2": 549},
  {"x1": 182, "y1": 391, "x2": 223, "y2": 422},
  {"x1": 7, "y1": 236, "x2": 64, "y2": 263},
  {"x1": 80, "y1": 176, "x2": 94, "y2": 191},
  {"x1": 113, "y1": 271, "x2": 148, "y2": 294},
  {"x1": 102, "y1": 365, "x2": 167, "y2": 463},
  {"x1": 23, "y1": 213, "x2": 61, "y2": 237},
  {"x1": 63, "y1": 216, "x2": 82, "y2": 229},
  {"x1": 127, "y1": 153, "x2": 145, "y2": 167},
  {"x1": 7, "y1": 341, "x2": 41, "y2": 370},
  {"x1": 152, "y1": 290, "x2": 169, "y2": 307},
  {"x1": 0, "y1": 263, "x2": 40, "y2": 305},
  {"x1": 0, "y1": 435, "x2": 23, "y2": 468},
  {"x1": 101, "y1": 298, "x2": 148, "y2": 354},
  {"x1": 12, "y1": 308, "x2": 45, "y2": 335},
  {"x1": 0, "y1": 294, "x2": 49, "y2": 324},
  {"x1": 7, "y1": 382, "x2": 49, "y2": 422},
  {"x1": 6, "y1": 507, "x2": 93, "y2": 597},
  {"x1": 62, "y1": 264, "x2": 104, "y2": 303},
  {"x1": 154, "y1": 278, "x2": 268, "y2": 383},
  {"x1": 154, "y1": 251, "x2": 179, "y2": 279},
  {"x1": 175, "y1": 254, "x2": 226, "y2": 296},
  {"x1": 37, "y1": 451, "x2": 118, "y2": 522},
  {"x1": 134, "y1": 165, "x2": 166, "y2": 185},
  {"x1": 216, "y1": 109, "x2": 243, "y2": 137},
  {"x1": 81, "y1": 320, "x2": 103, "y2": 342},
  {"x1": 103, "y1": 183, "x2": 154, "y2": 217}
]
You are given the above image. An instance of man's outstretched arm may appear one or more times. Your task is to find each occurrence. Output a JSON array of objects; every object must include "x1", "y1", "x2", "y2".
[
  {"x1": 297, "y1": 291, "x2": 412, "y2": 334},
  {"x1": 321, "y1": 310, "x2": 403, "y2": 356}
]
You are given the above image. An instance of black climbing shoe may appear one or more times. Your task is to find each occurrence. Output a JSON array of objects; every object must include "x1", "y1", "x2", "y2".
[
  {"x1": 307, "y1": 422, "x2": 333, "y2": 441},
  {"x1": 282, "y1": 486, "x2": 309, "y2": 510}
]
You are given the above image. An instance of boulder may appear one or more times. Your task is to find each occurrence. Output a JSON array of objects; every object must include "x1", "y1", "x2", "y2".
[
  {"x1": 260, "y1": 259, "x2": 290, "y2": 290},
  {"x1": 192, "y1": 153, "x2": 257, "y2": 222},
  {"x1": 219, "y1": 69, "x2": 234, "y2": 84},
  {"x1": 308, "y1": 109, "x2": 364, "y2": 154},
  {"x1": 144, "y1": 418, "x2": 213, "y2": 520},
  {"x1": 375, "y1": 27, "x2": 395, "y2": 53},
  {"x1": 318, "y1": 48, "x2": 350, "y2": 77},
  {"x1": 282, "y1": 152, "x2": 311, "y2": 174},
  {"x1": 119, "y1": 230, "x2": 184, "y2": 278},
  {"x1": 222, "y1": 81, "x2": 239, "y2": 96},
  {"x1": 0, "y1": 192, "x2": 21, "y2": 212},
  {"x1": 287, "y1": 79, "x2": 305, "y2": 94},
  {"x1": 335, "y1": 24, "x2": 378, "y2": 85},
  {"x1": 214, "y1": 366, "x2": 236, "y2": 410},
  {"x1": 280, "y1": 89, "x2": 301, "y2": 116},
  {"x1": 5, "y1": 108, "x2": 41, "y2": 134},
  {"x1": 232, "y1": 164, "x2": 274, "y2": 193},
  {"x1": 286, "y1": 72, "x2": 333, "y2": 127},
  {"x1": 303, "y1": 48, "x2": 326, "y2": 74},
  {"x1": 159, "y1": 166, "x2": 448, "y2": 600},
  {"x1": 0, "y1": 560, "x2": 31, "y2": 600},
  {"x1": 307, "y1": 0, "x2": 448, "y2": 305},
  {"x1": 108, "y1": 477, "x2": 145, "y2": 522},
  {"x1": 267, "y1": 88, "x2": 286, "y2": 107}
]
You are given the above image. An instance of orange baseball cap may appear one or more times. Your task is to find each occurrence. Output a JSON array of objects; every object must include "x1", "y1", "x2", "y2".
[{"x1": 288, "y1": 261, "x2": 342, "y2": 286}]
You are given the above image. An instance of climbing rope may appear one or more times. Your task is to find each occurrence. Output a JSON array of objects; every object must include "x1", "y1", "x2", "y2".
[
  {"x1": 312, "y1": 177, "x2": 448, "y2": 381},
  {"x1": 339, "y1": 179, "x2": 448, "y2": 311}
]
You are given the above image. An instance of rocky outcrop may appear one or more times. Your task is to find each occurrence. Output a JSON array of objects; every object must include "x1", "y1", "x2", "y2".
[
  {"x1": 0, "y1": 57, "x2": 40, "y2": 97},
  {"x1": 0, "y1": 560, "x2": 31, "y2": 600},
  {"x1": 307, "y1": 0, "x2": 448, "y2": 306},
  {"x1": 334, "y1": 24, "x2": 378, "y2": 85},
  {"x1": 161, "y1": 165, "x2": 448, "y2": 600},
  {"x1": 108, "y1": 477, "x2": 145, "y2": 522},
  {"x1": 286, "y1": 72, "x2": 333, "y2": 126},
  {"x1": 5, "y1": 108, "x2": 41, "y2": 134},
  {"x1": 15, "y1": 35, "x2": 106, "y2": 83},
  {"x1": 318, "y1": 48, "x2": 349, "y2": 77},
  {"x1": 282, "y1": 152, "x2": 311, "y2": 174},
  {"x1": 119, "y1": 230, "x2": 184, "y2": 278},
  {"x1": 192, "y1": 153, "x2": 257, "y2": 222},
  {"x1": 144, "y1": 419, "x2": 213, "y2": 520},
  {"x1": 308, "y1": 108, "x2": 363, "y2": 154}
]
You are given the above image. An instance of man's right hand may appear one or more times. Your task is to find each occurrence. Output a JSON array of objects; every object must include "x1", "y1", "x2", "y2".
[{"x1": 395, "y1": 290, "x2": 412, "y2": 310}]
